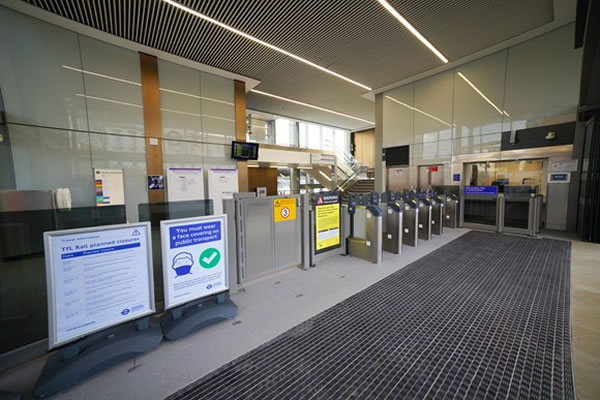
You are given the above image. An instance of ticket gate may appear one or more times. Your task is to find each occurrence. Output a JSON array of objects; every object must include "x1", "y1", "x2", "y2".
[
  {"x1": 443, "y1": 194, "x2": 460, "y2": 228},
  {"x1": 346, "y1": 194, "x2": 383, "y2": 264},
  {"x1": 431, "y1": 195, "x2": 444, "y2": 235},
  {"x1": 402, "y1": 198, "x2": 419, "y2": 247},
  {"x1": 418, "y1": 198, "x2": 433, "y2": 240},
  {"x1": 382, "y1": 201, "x2": 403, "y2": 254}
]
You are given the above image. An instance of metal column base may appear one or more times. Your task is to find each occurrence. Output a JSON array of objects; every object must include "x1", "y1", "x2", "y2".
[
  {"x1": 33, "y1": 318, "x2": 163, "y2": 398},
  {"x1": 160, "y1": 296, "x2": 238, "y2": 341}
]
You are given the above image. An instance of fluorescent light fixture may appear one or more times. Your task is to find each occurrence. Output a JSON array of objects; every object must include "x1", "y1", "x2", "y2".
[
  {"x1": 319, "y1": 170, "x2": 332, "y2": 181},
  {"x1": 76, "y1": 94, "x2": 142, "y2": 108},
  {"x1": 159, "y1": 87, "x2": 234, "y2": 106},
  {"x1": 376, "y1": 0, "x2": 448, "y2": 63},
  {"x1": 64, "y1": 65, "x2": 141, "y2": 86},
  {"x1": 457, "y1": 72, "x2": 510, "y2": 117},
  {"x1": 385, "y1": 95, "x2": 452, "y2": 127},
  {"x1": 64, "y1": 65, "x2": 233, "y2": 105},
  {"x1": 162, "y1": 0, "x2": 371, "y2": 91},
  {"x1": 252, "y1": 90, "x2": 374, "y2": 125},
  {"x1": 297, "y1": 166, "x2": 313, "y2": 170}
]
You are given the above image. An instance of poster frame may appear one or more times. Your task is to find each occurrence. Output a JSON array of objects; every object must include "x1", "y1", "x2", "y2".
[{"x1": 43, "y1": 222, "x2": 155, "y2": 349}]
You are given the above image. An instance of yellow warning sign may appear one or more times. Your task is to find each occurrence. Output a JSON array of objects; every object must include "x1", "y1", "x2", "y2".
[
  {"x1": 273, "y1": 198, "x2": 296, "y2": 222},
  {"x1": 315, "y1": 203, "x2": 340, "y2": 251}
]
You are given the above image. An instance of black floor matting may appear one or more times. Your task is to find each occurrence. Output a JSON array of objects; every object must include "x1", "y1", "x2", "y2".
[{"x1": 168, "y1": 231, "x2": 573, "y2": 400}]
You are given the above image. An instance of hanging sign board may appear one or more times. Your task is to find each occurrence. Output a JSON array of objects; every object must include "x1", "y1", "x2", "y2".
[
  {"x1": 314, "y1": 193, "x2": 341, "y2": 254},
  {"x1": 94, "y1": 168, "x2": 125, "y2": 206},
  {"x1": 160, "y1": 215, "x2": 228, "y2": 309},
  {"x1": 166, "y1": 168, "x2": 205, "y2": 202},
  {"x1": 273, "y1": 198, "x2": 296, "y2": 222},
  {"x1": 44, "y1": 222, "x2": 154, "y2": 349},
  {"x1": 208, "y1": 169, "x2": 239, "y2": 215}
]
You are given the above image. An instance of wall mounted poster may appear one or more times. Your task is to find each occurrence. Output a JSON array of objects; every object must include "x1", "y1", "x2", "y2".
[
  {"x1": 94, "y1": 168, "x2": 125, "y2": 206},
  {"x1": 314, "y1": 193, "x2": 341, "y2": 253},
  {"x1": 44, "y1": 223, "x2": 154, "y2": 348},
  {"x1": 166, "y1": 168, "x2": 205, "y2": 202},
  {"x1": 208, "y1": 168, "x2": 238, "y2": 215},
  {"x1": 160, "y1": 215, "x2": 229, "y2": 309}
]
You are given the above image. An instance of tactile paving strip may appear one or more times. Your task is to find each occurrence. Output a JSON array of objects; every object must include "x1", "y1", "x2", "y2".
[{"x1": 168, "y1": 231, "x2": 573, "y2": 400}]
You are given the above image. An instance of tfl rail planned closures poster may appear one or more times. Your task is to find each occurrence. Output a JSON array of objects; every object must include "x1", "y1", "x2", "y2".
[
  {"x1": 48, "y1": 224, "x2": 152, "y2": 347},
  {"x1": 161, "y1": 216, "x2": 228, "y2": 309}
]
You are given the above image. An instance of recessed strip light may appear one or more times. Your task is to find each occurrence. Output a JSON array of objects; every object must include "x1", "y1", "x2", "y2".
[
  {"x1": 376, "y1": 0, "x2": 448, "y2": 63},
  {"x1": 252, "y1": 90, "x2": 374, "y2": 125},
  {"x1": 65, "y1": 65, "x2": 141, "y2": 86},
  {"x1": 385, "y1": 95, "x2": 453, "y2": 127},
  {"x1": 457, "y1": 72, "x2": 509, "y2": 117},
  {"x1": 76, "y1": 93, "x2": 142, "y2": 108},
  {"x1": 159, "y1": 87, "x2": 234, "y2": 106},
  {"x1": 162, "y1": 0, "x2": 372, "y2": 91},
  {"x1": 64, "y1": 65, "x2": 234, "y2": 106}
]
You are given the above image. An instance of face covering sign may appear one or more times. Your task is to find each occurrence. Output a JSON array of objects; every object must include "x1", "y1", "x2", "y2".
[{"x1": 160, "y1": 215, "x2": 229, "y2": 309}]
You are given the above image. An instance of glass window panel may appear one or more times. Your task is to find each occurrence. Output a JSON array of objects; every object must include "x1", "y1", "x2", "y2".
[
  {"x1": 308, "y1": 124, "x2": 321, "y2": 149},
  {"x1": 322, "y1": 127, "x2": 334, "y2": 151}
]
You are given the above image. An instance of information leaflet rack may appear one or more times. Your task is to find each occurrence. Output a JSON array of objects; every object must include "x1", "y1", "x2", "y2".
[
  {"x1": 310, "y1": 192, "x2": 344, "y2": 266},
  {"x1": 159, "y1": 215, "x2": 237, "y2": 341},
  {"x1": 34, "y1": 222, "x2": 162, "y2": 398}
]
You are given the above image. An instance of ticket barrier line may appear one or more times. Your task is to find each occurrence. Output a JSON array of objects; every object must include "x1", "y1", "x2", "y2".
[
  {"x1": 402, "y1": 198, "x2": 419, "y2": 247},
  {"x1": 418, "y1": 198, "x2": 433, "y2": 241},
  {"x1": 382, "y1": 202, "x2": 403, "y2": 254},
  {"x1": 431, "y1": 196, "x2": 444, "y2": 236}
]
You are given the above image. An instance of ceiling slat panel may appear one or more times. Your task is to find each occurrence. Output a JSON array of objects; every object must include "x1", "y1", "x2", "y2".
[{"x1": 22, "y1": 0, "x2": 554, "y2": 128}]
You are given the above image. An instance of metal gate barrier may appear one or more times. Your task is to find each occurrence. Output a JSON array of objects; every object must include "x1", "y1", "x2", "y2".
[
  {"x1": 225, "y1": 193, "x2": 309, "y2": 285},
  {"x1": 460, "y1": 185, "x2": 541, "y2": 237}
]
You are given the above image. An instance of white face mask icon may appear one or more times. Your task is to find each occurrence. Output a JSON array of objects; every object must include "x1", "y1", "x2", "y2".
[{"x1": 172, "y1": 252, "x2": 194, "y2": 276}]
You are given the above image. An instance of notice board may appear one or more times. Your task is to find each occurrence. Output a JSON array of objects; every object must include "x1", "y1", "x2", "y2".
[
  {"x1": 208, "y1": 168, "x2": 238, "y2": 215},
  {"x1": 43, "y1": 222, "x2": 154, "y2": 348},
  {"x1": 94, "y1": 168, "x2": 125, "y2": 206},
  {"x1": 314, "y1": 193, "x2": 341, "y2": 254},
  {"x1": 166, "y1": 168, "x2": 205, "y2": 202},
  {"x1": 160, "y1": 215, "x2": 229, "y2": 309}
]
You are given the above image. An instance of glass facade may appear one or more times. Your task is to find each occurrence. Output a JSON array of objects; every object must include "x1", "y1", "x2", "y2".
[{"x1": 0, "y1": 7, "x2": 236, "y2": 358}]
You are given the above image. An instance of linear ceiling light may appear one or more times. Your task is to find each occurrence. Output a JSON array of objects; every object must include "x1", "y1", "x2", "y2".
[
  {"x1": 457, "y1": 72, "x2": 510, "y2": 117},
  {"x1": 163, "y1": 0, "x2": 372, "y2": 91},
  {"x1": 252, "y1": 90, "x2": 374, "y2": 125},
  {"x1": 376, "y1": 0, "x2": 448, "y2": 63},
  {"x1": 65, "y1": 65, "x2": 231, "y2": 105},
  {"x1": 385, "y1": 95, "x2": 453, "y2": 127}
]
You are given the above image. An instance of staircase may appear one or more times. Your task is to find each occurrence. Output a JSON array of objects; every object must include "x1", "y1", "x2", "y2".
[{"x1": 341, "y1": 178, "x2": 375, "y2": 202}]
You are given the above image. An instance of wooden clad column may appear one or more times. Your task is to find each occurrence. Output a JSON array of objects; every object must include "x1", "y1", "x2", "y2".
[
  {"x1": 140, "y1": 53, "x2": 165, "y2": 203},
  {"x1": 234, "y1": 80, "x2": 249, "y2": 192}
]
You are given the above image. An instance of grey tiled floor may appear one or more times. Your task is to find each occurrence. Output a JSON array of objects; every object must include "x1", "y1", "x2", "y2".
[{"x1": 0, "y1": 228, "x2": 469, "y2": 400}]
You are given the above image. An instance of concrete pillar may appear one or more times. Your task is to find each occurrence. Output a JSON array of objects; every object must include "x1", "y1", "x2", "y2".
[{"x1": 374, "y1": 93, "x2": 386, "y2": 193}]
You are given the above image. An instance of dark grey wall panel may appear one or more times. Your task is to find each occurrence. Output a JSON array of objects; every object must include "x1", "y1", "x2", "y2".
[{"x1": 500, "y1": 122, "x2": 575, "y2": 151}]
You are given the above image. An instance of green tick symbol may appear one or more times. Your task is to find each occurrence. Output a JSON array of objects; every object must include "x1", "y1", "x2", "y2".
[{"x1": 199, "y1": 248, "x2": 221, "y2": 269}]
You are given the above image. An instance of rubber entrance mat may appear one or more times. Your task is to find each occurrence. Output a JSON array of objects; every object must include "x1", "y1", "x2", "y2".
[{"x1": 168, "y1": 231, "x2": 573, "y2": 400}]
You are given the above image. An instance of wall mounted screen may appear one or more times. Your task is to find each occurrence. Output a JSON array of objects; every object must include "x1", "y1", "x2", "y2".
[
  {"x1": 43, "y1": 222, "x2": 155, "y2": 349},
  {"x1": 231, "y1": 141, "x2": 259, "y2": 160},
  {"x1": 384, "y1": 145, "x2": 410, "y2": 166}
]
